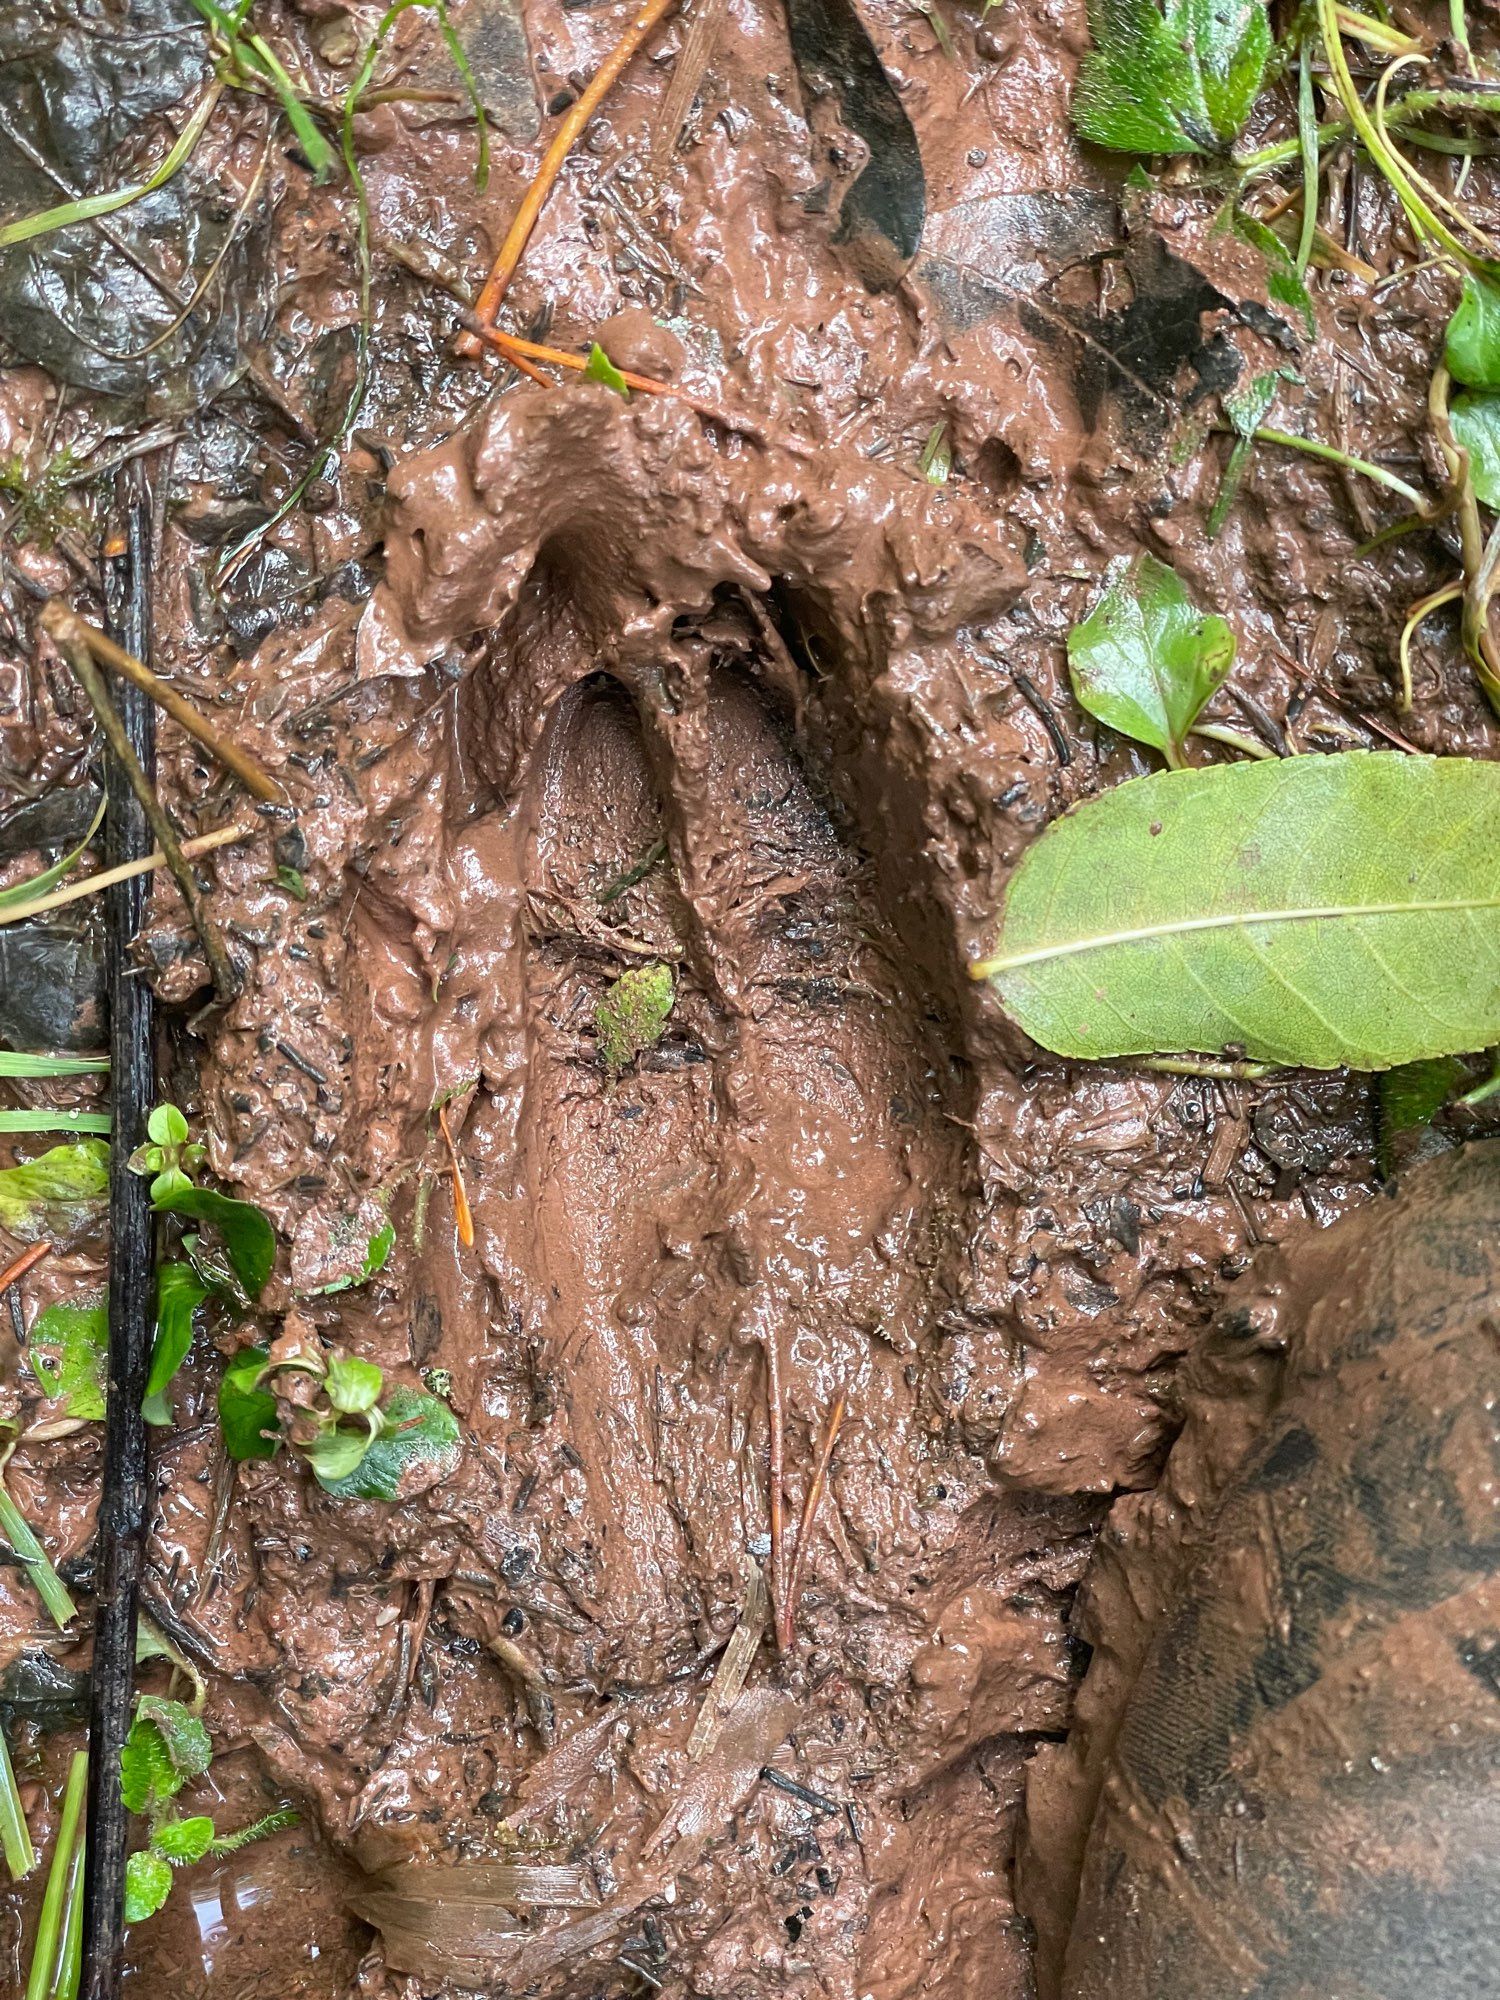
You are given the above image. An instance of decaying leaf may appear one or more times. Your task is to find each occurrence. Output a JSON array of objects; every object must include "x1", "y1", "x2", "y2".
[{"x1": 974, "y1": 753, "x2": 1500, "y2": 1070}]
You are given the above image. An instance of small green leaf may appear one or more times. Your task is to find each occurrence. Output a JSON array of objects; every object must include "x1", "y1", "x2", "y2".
[
  {"x1": 1450, "y1": 394, "x2": 1500, "y2": 509},
  {"x1": 595, "y1": 963, "x2": 675, "y2": 1078},
  {"x1": 151, "y1": 1815, "x2": 215, "y2": 1864},
  {"x1": 125, "y1": 1847, "x2": 174, "y2": 1924},
  {"x1": 1377, "y1": 1056, "x2": 1463, "y2": 1177},
  {"x1": 145, "y1": 1262, "x2": 210, "y2": 1415},
  {"x1": 1446, "y1": 272, "x2": 1500, "y2": 392},
  {"x1": 0, "y1": 1140, "x2": 109, "y2": 1243},
  {"x1": 315, "y1": 1386, "x2": 460, "y2": 1501},
  {"x1": 274, "y1": 865, "x2": 308, "y2": 899},
  {"x1": 919, "y1": 421, "x2": 952, "y2": 484},
  {"x1": 1075, "y1": 0, "x2": 1271, "y2": 155},
  {"x1": 584, "y1": 342, "x2": 631, "y2": 398},
  {"x1": 218, "y1": 1346, "x2": 281, "y2": 1462},
  {"x1": 28, "y1": 1295, "x2": 107, "y2": 1421},
  {"x1": 147, "y1": 1105, "x2": 189, "y2": 1147},
  {"x1": 136, "y1": 1697, "x2": 212, "y2": 1783},
  {"x1": 153, "y1": 1184, "x2": 276, "y2": 1301},
  {"x1": 1066, "y1": 552, "x2": 1235, "y2": 765},
  {"x1": 1233, "y1": 211, "x2": 1315, "y2": 340},
  {"x1": 975, "y1": 753, "x2": 1500, "y2": 1071},
  {"x1": 120, "y1": 1720, "x2": 180, "y2": 1815},
  {"x1": 302, "y1": 1425, "x2": 374, "y2": 1485},
  {"x1": 325, "y1": 1355, "x2": 383, "y2": 1415},
  {"x1": 1209, "y1": 369, "x2": 1288, "y2": 538}
]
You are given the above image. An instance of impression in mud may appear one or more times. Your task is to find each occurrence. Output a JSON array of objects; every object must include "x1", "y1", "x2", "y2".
[{"x1": 0, "y1": 2, "x2": 1498, "y2": 1998}]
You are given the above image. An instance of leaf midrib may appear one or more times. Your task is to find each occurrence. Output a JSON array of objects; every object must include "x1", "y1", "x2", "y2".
[{"x1": 974, "y1": 892, "x2": 1500, "y2": 979}]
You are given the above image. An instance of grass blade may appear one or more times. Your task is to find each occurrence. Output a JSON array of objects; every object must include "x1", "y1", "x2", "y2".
[
  {"x1": 0, "y1": 1112, "x2": 111, "y2": 1137},
  {"x1": 0, "y1": 86, "x2": 222, "y2": 250},
  {"x1": 23, "y1": 1750, "x2": 86, "y2": 2000},
  {"x1": 0, "y1": 1476, "x2": 77, "y2": 1629},
  {"x1": 0, "y1": 1056, "x2": 108, "y2": 1079},
  {"x1": 0, "y1": 1724, "x2": 35, "y2": 1880},
  {"x1": 0, "y1": 800, "x2": 104, "y2": 916}
]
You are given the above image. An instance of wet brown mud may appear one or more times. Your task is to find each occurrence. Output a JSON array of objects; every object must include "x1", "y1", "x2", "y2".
[{"x1": 2, "y1": 1, "x2": 1499, "y2": 1997}]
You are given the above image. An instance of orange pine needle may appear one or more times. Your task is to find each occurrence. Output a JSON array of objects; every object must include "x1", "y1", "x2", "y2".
[
  {"x1": 471, "y1": 0, "x2": 677, "y2": 330},
  {"x1": 0, "y1": 1240, "x2": 50, "y2": 1297},
  {"x1": 776, "y1": 1384, "x2": 849, "y2": 1653},
  {"x1": 437, "y1": 1105, "x2": 475, "y2": 1249}
]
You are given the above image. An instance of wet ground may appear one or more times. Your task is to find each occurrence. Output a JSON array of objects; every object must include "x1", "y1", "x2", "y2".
[{"x1": 2, "y1": 1, "x2": 1499, "y2": 1995}]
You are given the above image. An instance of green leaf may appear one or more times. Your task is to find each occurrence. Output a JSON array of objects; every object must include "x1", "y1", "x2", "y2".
[
  {"x1": 151, "y1": 1815, "x2": 215, "y2": 1865},
  {"x1": 0, "y1": 1052, "x2": 107, "y2": 1077},
  {"x1": 0, "y1": 1140, "x2": 109, "y2": 1243},
  {"x1": 325, "y1": 1355, "x2": 383, "y2": 1415},
  {"x1": 125, "y1": 1846, "x2": 174, "y2": 1923},
  {"x1": 242, "y1": 32, "x2": 338, "y2": 181},
  {"x1": 274, "y1": 864, "x2": 308, "y2": 899},
  {"x1": 1074, "y1": 0, "x2": 1270, "y2": 155},
  {"x1": 974, "y1": 753, "x2": 1500, "y2": 1071},
  {"x1": 1232, "y1": 211, "x2": 1315, "y2": 340},
  {"x1": 1376, "y1": 1055, "x2": 1463, "y2": 1177},
  {"x1": 1450, "y1": 393, "x2": 1500, "y2": 509},
  {"x1": 145, "y1": 1262, "x2": 210, "y2": 1413},
  {"x1": 315, "y1": 1386, "x2": 460, "y2": 1501},
  {"x1": 919, "y1": 421, "x2": 952, "y2": 484},
  {"x1": 147, "y1": 1105, "x2": 189, "y2": 1147},
  {"x1": 152, "y1": 1184, "x2": 275, "y2": 1301},
  {"x1": 0, "y1": 1108, "x2": 109, "y2": 1135},
  {"x1": 302, "y1": 1210, "x2": 395, "y2": 1295},
  {"x1": 1066, "y1": 552, "x2": 1235, "y2": 765},
  {"x1": 584, "y1": 342, "x2": 630, "y2": 398},
  {"x1": 1209, "y1": 369, "x2": 1289, "y2": 537},
  {"x1": 302, "y1": 1425, "x2": 374, "y2": 1485},
  {"x1": 218, "y1": 1346, "x2": 281, "y2": 1462},
  {"x1": 1446, "y1": 272, "x2": 1500, "y2": 391},
  {"x1": 28, "y1": 1296, "x2": 107, "y2": 1421},
  {"x1": 135, "y1": 1697, "x2": 212, "y2": 1783},
  {"x1": 595, "y1": 963, "x2": 675, "y2": 1077},
  {"x1": 120, "y1": 1721, "x2": 179, "y2": 1816}
]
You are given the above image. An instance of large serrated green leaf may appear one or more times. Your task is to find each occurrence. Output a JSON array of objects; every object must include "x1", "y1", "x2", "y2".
[
  {"x1": 1075, "y1": 0, "x2": 1270, "y2": 155},
  {"x1": 975, "y1": 754, "x2": 1500, "y2": 1070}
]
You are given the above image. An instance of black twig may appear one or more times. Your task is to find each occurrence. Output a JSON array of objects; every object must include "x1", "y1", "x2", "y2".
[{"x1": 80, "y1": 463, "x2": 158, "y2": 2000}]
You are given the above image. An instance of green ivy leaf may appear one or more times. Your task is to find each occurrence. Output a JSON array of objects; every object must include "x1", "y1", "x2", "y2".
[
  {"x1": 218, "y1": 1346, "x2": 281, "y2": 1462},
  {"x1": 152, "y1": 1183, "x2": 276, "y2": 1301},
  {"x1": 151, "y1": 1814, "x2": 216, "y2": 1864},
  {"x1": 1450, "y1": 394, "x2": 1500, "y2": 509},
  {"x1": 325, "y1": 1355, "x2": 383, "y2": 1415},
  {"x1": 28, "y1": 1294, "x2": 107, "y2": 1421},
  {"x1": 0, "y1": 1140, "x2": 109, "y2": 1243},
  {"x1": 1075, "y1": 0, "x2": 1271, "y2": 156},
  {"x1": 124, "y1": 1847, "x2": 174, "y2": 1924},
  {"x1": 583, "y1": 342, "x2": 631, "y2": 398},
  {"x1": 315, "y1": 1386, "x2": 460, "y2": 1501},
  {"x1": 1066, "y1": 552, "x2": 1235, "y2": 766},
  {"x1": 1446, "y1": 272, "x2": 1500, "y2": 391},
  {"x1": 145, "y1": 1261, "x2": 210, "y2": 1418}
]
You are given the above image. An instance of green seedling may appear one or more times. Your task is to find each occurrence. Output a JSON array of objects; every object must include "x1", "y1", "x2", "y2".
[
  {"x1": 595, "y1": 963, "x2": 675, "y2": 1078},
  {"x1": 0, "y1": 1141, "x2": 108, "y2": 1246},
  {"x1": 120, "y1": 1696, "x2": 295, "y2": 1925},
  {"x1": 218, "y1": 1343, "x2": 460, "y2": 1500},
  {"x1": 1066, "y1": 553, "x2": 1239, "y2": 767}
]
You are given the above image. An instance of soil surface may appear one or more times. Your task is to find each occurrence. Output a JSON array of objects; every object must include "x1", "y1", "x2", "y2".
[{"x1": 1, "y1": 2, "x2": 1498, "y2": 1997}]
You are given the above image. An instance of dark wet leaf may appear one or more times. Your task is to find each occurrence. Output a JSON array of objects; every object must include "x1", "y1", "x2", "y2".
[
  {"x1": 786, "y1": 0, "x2": 925, "y2": 285},
  {"x1": 1067, "y1": 552, "x2": 1234, "y2": 764},
  {"x1": 1075, "y1": 0, "x2": 1272, "y2": 155},
  {"x1": 0, "y1": 920, "x2": 105, "y2": 1053},
  {"x1": 1376, "y1": 1056, "x2": 1462, "y2": 1177},
  {"x1": 0, "y1": 1649, "x2": 87, "y2": 1730},
  {"x1": 1450, "y1": 393, "x2": 1500, "y2": 509},
  {"x1": 975, "y1": 754, "x2": 1500, "y2": 1070},
  {"x1": 315, "y1": 1386, "x2": 460, "y2": 1501},
  {"x1": 29, "y1": 1293, "x2": 107, "y2": 1420},
  {"x1": 152, "y1": 1183, "x2": 275, "y2": 1301},
  {"x1": 0, "y1": 1139, "x2": 109, "y2": 1242},
  {"x1": 1446, "y1": 271, "x2": 1500, "y2": 391},
  {"x1": 218, "y1": 1345, "x2": 280, "y2": 1462}
]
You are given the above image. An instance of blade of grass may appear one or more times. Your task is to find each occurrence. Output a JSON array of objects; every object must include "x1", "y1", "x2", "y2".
[
  {"x1": 0, "y1": 1469, "x2": 77, "y2": 1629},
  {"x1": 0, "y1": 823, "x2": 248, "y2": 932},
  {"x1": 242, "y1": 33, "x2": 337, "y2": 180},
  {"x1": 0, "y1": 1724, "x2": 35, "y2": 1880},
  {"x1": 23, "y1": 1751, "x2": 86, "y2": 2000},
  {"x1": 0, "y1": 1113, "x2": 110, "y2": 1136},
  {"x1": 0, "y1": 1056, "x2": 109, "y2": 1079},
  {"x1": 0, "y1": 799, "x2": 104, "y2": 916},
  {"x1": 1296, "y1": 45, "x2": 1320, "y2": 277},
  {"x1": 0, "y1": 85, "x2": 222, "y2": 250},
  {"x1": 53, "y1": 1815, "x2": 85, "y2": 2000}
]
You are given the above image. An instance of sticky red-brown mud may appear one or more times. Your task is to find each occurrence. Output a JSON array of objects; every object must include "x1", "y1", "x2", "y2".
[{"x1": 2, "y1": 1, "x2": 1499, "y2": 1996}]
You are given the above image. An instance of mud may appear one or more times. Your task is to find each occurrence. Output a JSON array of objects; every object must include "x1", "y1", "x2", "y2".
[{"x1": 2, "y1": 1, "x2": 1499, "y2": 1997}]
